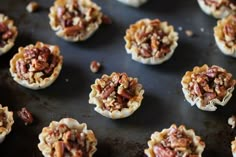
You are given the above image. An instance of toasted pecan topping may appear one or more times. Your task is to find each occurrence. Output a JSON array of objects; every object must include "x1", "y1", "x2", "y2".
[
  {"x1": 153, "y1": 126, "x2": 198, "y2": 157},
  {"x1": 44, "y1": 124, "x2": 89, "y2": 157},
  {"x1": 55, "y1": 0, "x2": 101, "y2": 37},
  {"x1": 126, "y1": 19, "x2": 175, "y2": 59},
  {"x1": 95, "y1": 72, "x2": 140, "y2": 112},
  {"x1": 204, "y1": 0, "x2": 236, "y2": 9},
  {"x1": 187, "y1": 65, "x2": 235, "y2": 105},
  {"x1": 15, "y1": 45, "x2": 59, "y2": 83},
  {"x1": 0, "y1": 22, "x2": 14, "y2": 47}
]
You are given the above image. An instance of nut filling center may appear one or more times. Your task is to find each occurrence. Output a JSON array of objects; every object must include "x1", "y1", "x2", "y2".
[
  {"x1": 0, "y1": 22, "x2": 13, "y2": 47},
  {"x1": 131, "y1": 20, "x2": 172, "y2": 58},
  {"x1": 187, "y1": 66, "x2": 235, "y2": 106},
  {"x1": 95, "y1": 73, "x2": 139, "y2": 112},
  {"x1": 45, "y1": 124, "x2": 90, "y2": 157},
  {"x1": 204, "y1": 0, "x2": 236, "y2": 9},
  {"x1": 56, "y1": 0, "x2": 99, "y2": 36},
  {"x1": 153, "y1": 127, "x2": 198, "y2": 157},
  {"x1": 16, "y1": 46, "x2": 59, "y2": 83}
]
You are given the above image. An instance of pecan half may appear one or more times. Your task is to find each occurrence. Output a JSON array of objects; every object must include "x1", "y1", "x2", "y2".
[{"x1": 17, "y1": 107, "x2": 34, "y2": 125}]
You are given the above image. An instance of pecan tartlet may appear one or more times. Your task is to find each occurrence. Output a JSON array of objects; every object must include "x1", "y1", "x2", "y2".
[
  {"x1": 89, "y1": 72, "x2": 144, "y2": 119},
  {"x1": 144, "y1": 124, "x2": 205, "y2": 157},
  {"x1": 0, "y1": 104, "x2": 14, "y2": 143},
  {"x1": 117, "y1": 0, "x2": 147, "y2": 7},
  {"x1": 38, "y1": 118, "x2": 97, "y2": 157},
  {"x1": 197, "y1": 0, "x2": 236, "y2": 19},
  {"x1": 124, "y1": 18, "x2": 178, "y2": 65},
  {"x1": 214, "y1": 14, "x2": 236, "y2": 57},
  {"x1": 49, "y1": 0, "x2": 103, "y2": 42},
  {"x1": 181, "y1": 64, "x2": 235, "y2": 111},
  {"x1": 9, "y1": 42, "x2": 63, "y2": 90},
  {"x1": 232, "y1": 137, "x2": 236, "y2": 157},
  {"x1": 0, "y1": 13, "x2": 18, "y2": 55}
]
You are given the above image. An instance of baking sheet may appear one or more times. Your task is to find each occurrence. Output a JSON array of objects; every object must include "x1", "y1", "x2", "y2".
[{"x1": 0, "y1": 0, "x2": 236, "y2": 156}]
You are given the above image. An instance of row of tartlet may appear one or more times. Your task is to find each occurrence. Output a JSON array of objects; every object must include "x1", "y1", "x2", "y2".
[
  {"x1": 0, "y1": 112, "x2": 235, "y2": 157},
  {"x1": 1, "y1": 0, "x2": 236, "y2": 157}
]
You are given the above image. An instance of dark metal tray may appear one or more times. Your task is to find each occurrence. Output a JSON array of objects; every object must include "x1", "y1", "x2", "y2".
[{"x1": 0, "y1": 0, "x2": 236, "y2": 156}]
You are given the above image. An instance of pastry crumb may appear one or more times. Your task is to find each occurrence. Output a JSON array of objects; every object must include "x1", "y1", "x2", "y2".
[
  {"x1": 185, "y1": 30, "x2": 194, "y2": 37},
  {"x1": 26, "y1": 1, "x2": 39, "y2": 13},
  {"x1": 200, "y1": 27, "x2": 205, "y2": 32},
  {"x1": 178, "y1": 26, "x2": 183, "y2": 31},
  {"x1": 228, "y1": 115, "x2": 236, "y2": 129}
]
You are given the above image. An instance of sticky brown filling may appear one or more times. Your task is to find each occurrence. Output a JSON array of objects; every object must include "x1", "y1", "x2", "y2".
[
  {"x1": 0, "y1": 22, "x2": 14, "y2": 48},
  {"x1": 15, "y1": 46, "x2": 59, "y2": 82}
]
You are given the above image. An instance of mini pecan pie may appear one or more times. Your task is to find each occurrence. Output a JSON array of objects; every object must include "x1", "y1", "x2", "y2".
[
  {"x1": 232, "y1": 137, "x2": 236, "y2": 157},
  {"x1": 181, "y1": 64, "x2": 235, "y2": 111},
  {"x1": 117, "y1": 0, "x2": 147, "y2": 7},
  {"x1": 0, "y1": 104, "x2": 14, "y2": 143},
  {"x1": 197, "y1": 0, "x2": 236, "y2": 19},
  {"x1": 0, "y1": 13, "x2": 18, "y2": 55},
  {"x1": 9, "y1": 42, "x2": 63, "y2": 90},
  {"x1": 214, "y1": 14, "x2": 236, "y2": 57},
  {"x1": 124, "y1": 18, "x2": 178, "y2": 65},
  {"x1": 144, "y1": 124, "x2": 205, "y2": 157},
  {"x1": 49, "y1": 0, "x2": 103, "y2": 42},
  {"x1": 89, "y1": 72, "x2": 144, "y2": 119},
  {"x1": 38, "y1": 118, "x2": 97, "y2": 157}
]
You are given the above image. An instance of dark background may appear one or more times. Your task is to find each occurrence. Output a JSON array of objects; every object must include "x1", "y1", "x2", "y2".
[{"x1": 0, "y1": 0, "x2": 236, "y2": 156}]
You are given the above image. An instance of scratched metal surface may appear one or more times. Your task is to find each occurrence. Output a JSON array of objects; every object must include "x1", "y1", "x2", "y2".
[{"x1": 0, "y1": 0, "x2": 236, "y2": 156}]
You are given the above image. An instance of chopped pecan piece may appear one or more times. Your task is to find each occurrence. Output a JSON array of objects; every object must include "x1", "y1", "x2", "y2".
[
  {"x1": 90, "y1": 60, "x2": 101, "y2": 73},
  {"x1": 153, "y1": 145, "x2": 176, "y2": 157},
  {"x1": 90, "y1": 72, "x2": 144, "y2": 113},
  {"x1": 102, "y1": 15, "x2": 112, "y2": 24},
  {"x1": 26, "y1": 1, "x2": 39, "y2": 13},
  {"x1": 17, "y1": 107, "x2": 34, "y2": 125}
]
